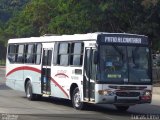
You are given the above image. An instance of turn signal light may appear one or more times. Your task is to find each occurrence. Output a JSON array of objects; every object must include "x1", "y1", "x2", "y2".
[{"x1": 141, "y1": 96, "x2": 151, "y2": 100}]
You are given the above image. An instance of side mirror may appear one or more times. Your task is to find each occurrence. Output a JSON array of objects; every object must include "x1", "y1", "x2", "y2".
[{"x1": 94, "y1": 51, "x2": 98, "y2": 64}]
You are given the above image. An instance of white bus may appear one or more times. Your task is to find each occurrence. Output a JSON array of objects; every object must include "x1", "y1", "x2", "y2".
[{"x1": 6, "y1": 32, "x2": 152, "y2": 111}]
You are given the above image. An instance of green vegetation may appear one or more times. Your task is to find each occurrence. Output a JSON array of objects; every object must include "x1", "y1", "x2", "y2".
[
  {"x1": 0, "y1": 59, "x2": 5, "y2": 66},
  {"x1": 0, "y1": 0, "x2": 160, "y2": 50},
  {"x1": 0, "y1": 0, "x2": 30, "y2": 46}
]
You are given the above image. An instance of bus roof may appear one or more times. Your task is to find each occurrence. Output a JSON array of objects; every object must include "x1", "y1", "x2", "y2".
[{"x1": 8, "y1": 32, "x2": 147, "y2": 44}]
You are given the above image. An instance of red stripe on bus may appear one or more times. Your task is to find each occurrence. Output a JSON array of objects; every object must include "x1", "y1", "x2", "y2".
[
  {"x1": 55, "y1": 73, "x2": 69, "y2": 78},
  {"x1": 50, "y1": 77, "x2": 69, "y2": 98},
  {"x1": 6, "y1": 66, "x2": 69, "y2": 98},
  {"x1": 6, "y1": 66, "x2": 41, "y2": 76}
]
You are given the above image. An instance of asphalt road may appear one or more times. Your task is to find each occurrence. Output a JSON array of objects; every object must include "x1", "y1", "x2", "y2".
[{"x1": 0, "y1": 68, "x2": 160, "y2": 120}]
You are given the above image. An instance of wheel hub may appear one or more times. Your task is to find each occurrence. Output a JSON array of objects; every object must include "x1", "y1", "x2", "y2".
[
  {"x1": 74, "y1": 92, "x2": 80, "y2": 107},
  {"x1": 26, "y1": 87, "x2": 31, "y2": 98}
]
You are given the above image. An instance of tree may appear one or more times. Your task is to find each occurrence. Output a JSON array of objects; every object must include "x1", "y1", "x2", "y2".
[{"x1": 2, "y1": 0, "x2": 160, "y2": 50}]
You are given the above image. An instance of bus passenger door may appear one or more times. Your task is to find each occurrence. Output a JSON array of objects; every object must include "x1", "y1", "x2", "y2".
[
  {"x1": 83, "y1": 48, "x2": 96, "y2": 102},
  {"x1": 41, "y1": 48, "x2": 52, "y2": 95}
]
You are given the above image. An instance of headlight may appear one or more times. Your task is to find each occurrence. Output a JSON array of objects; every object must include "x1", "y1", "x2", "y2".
[
  {"x1": 98, "y1": 90, "x2": 114, "y2": 95},
  {"x1": 144, "y1": 90, "x2": 152, "y2": 96}
]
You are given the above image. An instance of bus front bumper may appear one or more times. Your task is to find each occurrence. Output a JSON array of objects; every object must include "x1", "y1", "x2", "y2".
[{"x1": 95, "y1": 92, "x2": 152, "y2": 105}]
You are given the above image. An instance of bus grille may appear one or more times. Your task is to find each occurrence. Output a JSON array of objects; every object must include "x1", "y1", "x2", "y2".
[{"x1": 116, "y1": 92, "x2": 140, "y2": 97}]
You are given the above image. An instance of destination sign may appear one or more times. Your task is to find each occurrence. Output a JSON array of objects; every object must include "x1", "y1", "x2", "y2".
[
  {"x1": 97, "y1": 34, "x2": 149, "y2": 45},
  {"x1": 105, "y1": 37, "x2": 141, "y2": 44}
]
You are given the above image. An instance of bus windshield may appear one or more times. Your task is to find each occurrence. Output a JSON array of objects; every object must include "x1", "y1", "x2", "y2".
[{"x1": 99, "y1": 45, "x2": 151, "y2": 84}]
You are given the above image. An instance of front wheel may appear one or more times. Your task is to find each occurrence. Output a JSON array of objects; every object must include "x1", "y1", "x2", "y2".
[
  {"x1": 72, "y1": 87, "x2": 84, "y2": 110},
  {"x1": 115, "y1": 105, "x2": 129, "y2": 111}
]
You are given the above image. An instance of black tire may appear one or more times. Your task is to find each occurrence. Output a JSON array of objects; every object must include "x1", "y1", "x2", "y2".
[
  {"x1": 25, "y1": 81, "x2": 38, "y2": 101},
  {"x1": 115, "y1": 105, "x2": 129, "y2": 111},
  {"x1": 72, "y1": 87, "x2": 84, "y2": 110}
]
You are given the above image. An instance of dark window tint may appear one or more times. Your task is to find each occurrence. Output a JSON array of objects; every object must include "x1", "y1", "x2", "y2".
[
  {"x1": 54, "y1": 42, "x2": 84, "y2": 66},
  {"x1": 58, "y1": 43, "x2": 69, "y2": 66},
  {"x1": 85, "y1": 49, "x2": 90, "y2": 77},
  {"x1": 43, "y1": 50, "x2": 52, "y2": 66},
  {"x1": 53, "y1": 43, "x2": 58, "y2": 65},
  {"x1": 16, "y1": 45, "x2": 24, "y2": 63},
  {"x1": 85, "y1": 49, "x2": 96, "y2": 80},
  {"x1": 8, "y1": 43, "x2": 42, "y2": 64},
  {"x1": 8, "y1": 44, "x2": 17, "y2": 63},
  {"x1": 35, "y1": 44, "x2": 42, "y2": 64},
  {"x1": 70, "y1": 43, "x2": 84, "y2": 66},
  {"x1": 26, "y1": 44, "x2": 34, "y2": 63}
]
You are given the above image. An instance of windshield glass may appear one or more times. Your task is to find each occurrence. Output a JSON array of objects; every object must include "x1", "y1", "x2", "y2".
[
  {"x1": 128, "y1": 46, "x2": 150, "y2": 83},
  {"x1": 99, "y1": 45, "x2": 151, "y2": 84}
]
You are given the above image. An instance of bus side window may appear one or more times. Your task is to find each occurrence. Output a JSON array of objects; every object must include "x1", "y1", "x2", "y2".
[
  {"x1": 53, "y1": 43, "x2": 59, "y2": 65},
  {"x1": 35, "y1": 44, "x2": 42, "y2": 64},
  {"x1": 16, "y1": 44, "x2": 24, "y2": 63},
  {"x1": 53, "y1": 42, "x2": 84, "y2": 66},
  {"x1": 58, "y1": 43, "x2": 69, "y2": 66},
  {"x1": 70, "y1": 42, "x2": 84, "y2": 66},
  {"x1": 25, "y1": 44, "x2": 34, "y2": 64},
  {"x1": 8, "y1": 44, "x2": 17, "y2": 63}
]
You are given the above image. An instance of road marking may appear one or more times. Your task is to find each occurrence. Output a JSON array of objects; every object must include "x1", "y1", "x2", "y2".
[{"x1": 103, "y1": 115, "x2": 114, "y2": 120}]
